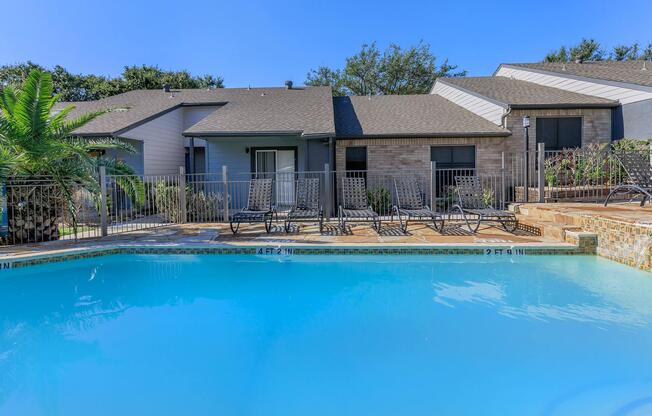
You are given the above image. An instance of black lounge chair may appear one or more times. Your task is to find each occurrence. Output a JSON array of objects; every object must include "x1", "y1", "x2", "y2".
[
  {"x1": 230, "y1": 178, "x2": 275, "y2": 234},
  {"x1": 338, "y1": 177, "x2": 381, "y2": 232},
  {"x1": 391, "y1": 178, "x2": 444, "y2": 233},
  {"x1": 604, "y1": 151, "x2": 652, "y2": 206},
  {"x1": 453, "y1": 176, "x2": 518, "y2": 233},
  {"x1": 285, "y1": 178, "x2": 324, "y2": 232}
]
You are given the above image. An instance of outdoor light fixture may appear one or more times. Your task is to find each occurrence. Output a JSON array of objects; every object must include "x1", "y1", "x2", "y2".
[{"x1": 523, "y1": 115, "x2": 531, "y2": 199}]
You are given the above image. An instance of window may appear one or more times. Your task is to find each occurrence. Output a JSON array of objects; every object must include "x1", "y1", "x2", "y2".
[
  {"x1": 536, "y1": 117, "x2": 582, "y2": 150},
  {"x1": 430, "y1": 146, "x2": 475, "y2": 169},
  {"x1": 431, "y1": 146, "x2": 476, "y2": 201},
  {"x1": 345, "y1": 147, "x2": 367, "y2": 171}
]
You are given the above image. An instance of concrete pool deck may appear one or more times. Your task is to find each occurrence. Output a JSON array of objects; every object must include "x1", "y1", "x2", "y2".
[
  {"x1": 5, "y1": 203, "x2": 651, "y2": 269},
  {"x1": 0, "y1": 219, "x2": 589, "y2": 266}
]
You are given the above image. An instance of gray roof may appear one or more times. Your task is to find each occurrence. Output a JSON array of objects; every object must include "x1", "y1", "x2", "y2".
[
  {"x1": 503, "y1": 61, "x2": 652, "y2": 88},
  {"x1": 438, "y1": 76, "x2": 618, "y2": 108},
  {"x1": 184, "y1": 86, "x2": 335, "y2": 137},
  {"x1": 333, "y1": 95, "x2": 510, "y2": 138},
  {"x1": 55, "y1": 86, "x2": 335, "y2": 137}
]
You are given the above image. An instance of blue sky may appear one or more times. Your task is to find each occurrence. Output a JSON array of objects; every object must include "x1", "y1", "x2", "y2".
[{"x1": 2, "y1": 0, "x2": 651, "y2": 88}]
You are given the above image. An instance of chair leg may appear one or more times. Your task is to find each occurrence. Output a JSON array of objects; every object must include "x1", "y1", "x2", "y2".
[
  {"x1": 400, "y1": 216, "x2": 408, "y2": 233},
  {"x1": 284, "y1": 219, "x2": 291, "y2": 233},
  {"x1": 230, "y1": 221, "x2": 240, "y2": 234},
  {"x1": 433, "y1": 216, "x2": 444, "y2": 232},
  {"x1": 265, "y1": 216, "x2": 272, "y2": 233}
]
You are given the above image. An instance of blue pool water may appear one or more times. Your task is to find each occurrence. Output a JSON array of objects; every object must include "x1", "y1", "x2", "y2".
[{"x1": 1, "y1": 254, "x2": 652, "y2": 415}]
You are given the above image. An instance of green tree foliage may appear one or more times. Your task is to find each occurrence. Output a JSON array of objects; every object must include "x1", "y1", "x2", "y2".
[
  {"x1": 0, "y1": 69, "x2": 144, "y2": 228},
  {"x1": 0, "y1": 63, "x2": 224, "y2": 102},
  {"x1": 306, "y1": 42, "x2": 466, "y2": 96},
  {"x1": 544, "y1": 39, "x2": 652, "y2": 62}
]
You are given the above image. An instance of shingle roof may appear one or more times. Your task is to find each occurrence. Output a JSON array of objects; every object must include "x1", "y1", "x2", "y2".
[
  {"x1": 183, "y1": 86, "x2": 335, "y2": 137},
  {"x1": 503, "y1": 61, "x2": 652, "y2": 88},
  {"x1": 333, "y1": 95, "x2": 510, "y2": 138},
  {"x1": 438, "y1": 76, "x2": 618, "y2": 108},
  {"x1": 55, "y1": 86, "x2": 335, "y2": 137}
]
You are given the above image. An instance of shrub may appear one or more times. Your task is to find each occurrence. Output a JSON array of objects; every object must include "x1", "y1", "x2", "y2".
[{"x1": 367, "y1": 187, "x2": 392, "y2": 214}]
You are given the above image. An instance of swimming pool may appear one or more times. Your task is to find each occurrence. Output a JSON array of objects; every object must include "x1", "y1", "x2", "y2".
[{"x1": 1, "y1": 254, "x2": 652, "y2": 415}]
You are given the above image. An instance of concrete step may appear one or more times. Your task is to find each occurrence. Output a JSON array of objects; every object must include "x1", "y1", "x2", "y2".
[{"x1": 517, "y1": 216, "x2": 582, "y2": 241}]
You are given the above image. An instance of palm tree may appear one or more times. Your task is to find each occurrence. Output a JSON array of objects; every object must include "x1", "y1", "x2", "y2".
[{"x1": 0, "y1": 69, "x2": 144, "y2": 241}]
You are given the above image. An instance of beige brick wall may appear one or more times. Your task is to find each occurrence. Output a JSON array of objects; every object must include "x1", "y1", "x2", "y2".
[
  {"x1": 504, "y1": 108, "x2": 612, "y2": 153},
  {"x1": 335, "y1": 137, "x2": 510, "y2": 173}
]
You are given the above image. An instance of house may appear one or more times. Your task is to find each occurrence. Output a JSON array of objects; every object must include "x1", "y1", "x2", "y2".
[
  {"x1": 431, "y1": 76, "x2": 618, "y2": 159},
  {"x1": 332, "y1": 94, "x2": 510, "y2": 173},
  {"x1": 59, "y1": 84, "x2": 335, "y2": 176},
  {"x1": 493, "y1": 61, "x2": 652, "y2": 139},
  {"x1": 61, "y1": 60, "x2": 650, "y2": 180}
]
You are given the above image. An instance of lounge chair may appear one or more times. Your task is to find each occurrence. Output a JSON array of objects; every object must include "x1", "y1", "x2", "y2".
[
  {"x1": 338, "y1": 177, "x2": 381, "y2": 232},
  {"x1": 230, "y1": 178, "x2": 275, "y2": 234},
  {"x1": 284, "y1": 178, "x2": 324, "y2": 232},
  {"x1": 391, "y1": 178, "x2": 444, "y2": 233},
  {"x1": 453, "y1": 176, "x2": 517, "y2": 233},
  {"x1": 604, "y1": 151, "x2": 652, "y2": 206}
]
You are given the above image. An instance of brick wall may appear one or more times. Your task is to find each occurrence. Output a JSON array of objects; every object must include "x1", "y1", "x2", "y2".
[
  {"x1": 335, "y1": 136, "x2": 509, "y2": 173},
  {"x1": 504, "y1": 108, "x2": 612, "y2": 153}
]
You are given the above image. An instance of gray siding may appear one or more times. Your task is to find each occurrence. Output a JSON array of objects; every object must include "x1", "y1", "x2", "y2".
[
  {"x1": 432, "y1": 80, "x2": 505, "y2": 125},
  {"x1": 622, "y1": 99, "x2": 652, "y2": 139},
  {"x1": 496, "y1": 66, "x2": 652, "y2": 105},
  {"x1": 105, "y1": 138, "x2": 144, "y2": 175},
  {"x1": 120, "y1": 108, "x2": 185, "y2": 175},
  {"x1": 205, "y1": 136, "x2": 308, "y2": 175}
]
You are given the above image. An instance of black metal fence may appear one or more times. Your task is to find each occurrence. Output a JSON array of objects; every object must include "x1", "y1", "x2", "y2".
[{"x1": 1, "y1": 145, "x2": 649, "y2": 245}]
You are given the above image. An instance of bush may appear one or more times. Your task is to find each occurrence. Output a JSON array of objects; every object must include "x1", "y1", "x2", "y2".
[
  {"x1": 367, "y1": 187, "x2": 392, "y2": 214},
  {"x1": 154, "y1": 181, "x2": 226, "y2": 223}
]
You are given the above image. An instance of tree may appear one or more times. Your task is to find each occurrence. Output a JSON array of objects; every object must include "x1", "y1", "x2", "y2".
[
  {"x1": 305, "y1": 67, "x2": 345, "y2": 96},
  {"x1": 0, "y1": 69, "x2": 144, "y2": 239},
  {"x1": 544, "y1": 39, "x2": 652, "y2": 62},
  {"x1": 305, "y1": 41, "x2": 465, "y2": 96},
  {"x1": 612, "y1": 43, "x2": 640, "y2": 61},
  {"x1": 0, "y1": 63, "x2": 224, "y2": 102}
]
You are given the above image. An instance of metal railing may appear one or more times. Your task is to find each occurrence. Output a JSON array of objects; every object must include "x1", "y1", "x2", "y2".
[{"x1": 2, "y1": 145, "x2": 650, "y2": 246}]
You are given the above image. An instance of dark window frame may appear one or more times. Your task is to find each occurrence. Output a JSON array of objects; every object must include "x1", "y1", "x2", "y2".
[
  {"x1": 535, "y1": 117, "x2": 583, "y2": 151},
  {"x1": 345, "y1": 146, "x2": 368, "y2": 171},
  {"x1": 430, "y1": 145, "x2": 476, "y2": 169}
]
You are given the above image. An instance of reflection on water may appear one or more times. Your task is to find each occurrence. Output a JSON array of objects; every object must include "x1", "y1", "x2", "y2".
[
  {"x1": 432, "y1": 260, "x2": 652, "y2": 328},
  {"x1": 432, "y1": 281, "x2": 505, "y2": 308}
]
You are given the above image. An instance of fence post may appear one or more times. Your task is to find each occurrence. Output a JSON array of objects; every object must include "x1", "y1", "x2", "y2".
[
  {"x1": 323, "y1": 163, "x2": 331, "y2": 220},
  {"x1": 537, "y1": 143, "x2": 545, "y2": 203},
  {"x1": 178, "y1": 166, "x2": 187, "y2": 223},
  {"x1": 222, "y1": 165, "x2": 229, "y2": 221},
  {"x1": 500, "y1": 152, "x2": 506, "y2": 210},
  {"x1": 430, "y1": 161, "x2": 436, "y2": 209},
  {"x1": 99, "y1": 166, "x2": 108, "y2": 237}
]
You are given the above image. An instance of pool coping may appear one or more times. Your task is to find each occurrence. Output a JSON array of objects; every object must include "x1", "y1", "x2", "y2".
[{"x1": 0, "y1": 240, "x2": 592, "y2": 270}]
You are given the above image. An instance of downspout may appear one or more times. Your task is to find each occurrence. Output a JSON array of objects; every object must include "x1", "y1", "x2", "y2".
[{"x1": 500, "y1": 105, "x2": 512, "y2": 128}]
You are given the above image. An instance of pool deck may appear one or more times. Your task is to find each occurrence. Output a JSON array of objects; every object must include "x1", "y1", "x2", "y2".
[{"x1": 0, "y1": 219, "x2": 576, "y2": 263}]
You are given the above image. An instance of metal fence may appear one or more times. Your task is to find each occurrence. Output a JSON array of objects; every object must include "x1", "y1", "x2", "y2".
[{"x1": 1, "y1": 145, "x2": 649, "y2": 245}]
